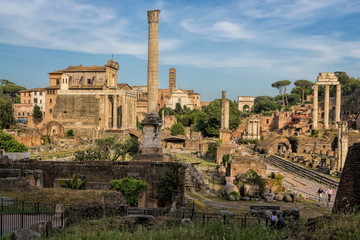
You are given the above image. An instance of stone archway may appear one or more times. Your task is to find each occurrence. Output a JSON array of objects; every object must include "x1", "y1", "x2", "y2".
[{"x1": 243, "y1": 105, "x2": 250, "y2": 112}]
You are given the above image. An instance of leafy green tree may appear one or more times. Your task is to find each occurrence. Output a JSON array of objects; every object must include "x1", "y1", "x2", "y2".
[
  {"x1": 60, "y1": 174, "x2": 88, "y2": 190},
  {"x1": 271, "y1": 80, "x2": 291, "y2": 108},
  {"x1": 293, "y1": 80, "x2": 314, "y2": 103},
  {"x1": 0, "y1": 79, "x2": 14, "y2": 86},
  {"x1": 0, "y1": 131, "x2": 27, "y2": 152},
  {"x1": 170, "y1": 122, "x2": 185, "y2": 136},
  {"x1": 274, "y1": 93, "x2": 300, "y2": 107},
  {"x1": 195, "y1": 99, "x2": 240, "y2": 137},
  {"x1": 254, "y1": 99, "x2": 278, "y2": 113},
  {"x1": 159, "y1": 107, "x2": 176, "y2": 117},
  {"x1": 0, "y1": 96, "x2": 13, "y2": 129},
  {"x1": 94, "y1": 136, "x2": 140, "y2": 161},
  {"x1": 174, "y1": 103, "x2": 182, "y2": 114},
  {"x1": 32, "y1": 104, "x2": 43, "y2": 120},
  {"x1": 1, "y1": 83, "x2": 26, "y2": 102},
  {"x1": 110, "y1": 178, "x2": 147, "y2": 206},
  {"x1": 255, "y1": 96, "x2": 273, "y2": 103},
  {"x1": 74, "y1": 148, "x2": 102, "y2": 162},
  {"x1": 335, "y1": 72, "x2": 351, "y2": 85}
]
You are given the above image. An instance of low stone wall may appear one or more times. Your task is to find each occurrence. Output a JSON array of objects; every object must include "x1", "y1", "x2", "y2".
[
  {"x1": 0, "y1": 160, "x2": 186, "y2": 208},
  {"x1": 227, "y1": 156, "x2": 267, "y2": 177}
]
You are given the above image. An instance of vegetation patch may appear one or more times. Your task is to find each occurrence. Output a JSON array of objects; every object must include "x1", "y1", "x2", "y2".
[
  {"x1": 0, "y1": 131, "x2": 27, "y2": 152},
  {"x1": 110, "y1": 178, "x2": 147, "y2": 206}
]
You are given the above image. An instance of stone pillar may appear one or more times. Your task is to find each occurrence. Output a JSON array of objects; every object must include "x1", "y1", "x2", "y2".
[
  {"x1": 312, "y1": 84, "x2": 318, "y2": 129},
  {"x1": 136, "y1": 9, "x2": 163, "y2": 157},
  {"x1": 221, "y1": 91, "x2": 226, "y2": 129},
  {"x1": 161, "y1": 109, "x2": 165, "y2": 130},
  {"x1": 147, "y1": 9, "x2": 160, "y2": 115},
  {"x1": 113, "y1": 95, "x2": 118, "y2": 129},
  {"x1": 336, "y1": 84, "x2": 341, "y2": 124},
  {"x1": 324, "y1": 85, "x2": 330, "y2": 129},
  {"x1": 104, "y1": 95, "x2": 109, "y2": 129},
  {"x1": 337, "y1": 121, "x2": 348, "y2": 172},
  {"x1": 224, "y1": 100, "x2": 229, "y2": 130}
]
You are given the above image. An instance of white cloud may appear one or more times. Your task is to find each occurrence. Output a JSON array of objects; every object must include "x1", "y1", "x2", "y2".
[
  {"x1": 0, "y1": 0, "x2": 180, "y2": 56},
  {"x1": 180, "y1": 19, "x2": 254, "y2": 40}
]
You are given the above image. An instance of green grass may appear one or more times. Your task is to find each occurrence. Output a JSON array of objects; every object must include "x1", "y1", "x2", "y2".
[
  {"x1": 47, "y1": 213, "x2": 360, "y2": 240},
  {"x1": 48, "y1": 218, "x2": 285, "y2": 240}
]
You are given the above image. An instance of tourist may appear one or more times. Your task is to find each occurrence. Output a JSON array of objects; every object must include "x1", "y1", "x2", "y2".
[
  {"x1": 277, "y1": 214, "x2": 286, "y2": 229},
  {"x1": 326, "y1": 187, "x2": 333, "y2": 202},
  {"x1": 317, "y1": 188, "x2": 325, "y2": 202},
  {"x1": 270, "y1": 212, "x2": 278, "y2": 227}
]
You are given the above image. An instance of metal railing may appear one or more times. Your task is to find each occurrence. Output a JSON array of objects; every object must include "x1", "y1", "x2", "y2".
[
  {"x1": 0, "y1": 199, "x2": 55, "y2": 213},
  {"x1": 0, "y1": 212, "x2": 64, "y2": 237}
]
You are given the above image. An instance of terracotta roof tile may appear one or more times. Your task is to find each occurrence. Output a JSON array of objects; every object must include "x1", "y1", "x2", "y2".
[{"x1": 49, "y1": 65, "x2": 106, "y2": 74}]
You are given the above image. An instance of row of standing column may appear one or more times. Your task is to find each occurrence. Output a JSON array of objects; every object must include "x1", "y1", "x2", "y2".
[
  {"x1": 312, "y1": 84, "x2": 341, "y2": 129},
  {"x1": 104, "y1": 94, "x2": 136, "y2": 130}
]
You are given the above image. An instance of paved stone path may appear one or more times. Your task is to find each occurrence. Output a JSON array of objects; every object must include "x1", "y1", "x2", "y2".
[{"x1": 266, "y1": 164, "x2": 337, "y2": 207}]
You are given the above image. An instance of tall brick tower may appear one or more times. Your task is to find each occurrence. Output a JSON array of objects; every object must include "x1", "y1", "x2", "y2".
[{"x1": 169, "y1": 68, "x2": 176, "y2": 93}]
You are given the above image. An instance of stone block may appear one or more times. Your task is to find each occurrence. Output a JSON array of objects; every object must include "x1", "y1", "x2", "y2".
[{"x1": 11, "y1": 229, "x2": 41, "y2": 240}]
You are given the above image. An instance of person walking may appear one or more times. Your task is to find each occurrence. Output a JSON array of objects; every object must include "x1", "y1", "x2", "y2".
[
  {"x1": 317, "y1": 188, "x2": 325, "y2": 202},
  {"x1": 326, "y1": 187, "x2": 333, "y2": 202}
]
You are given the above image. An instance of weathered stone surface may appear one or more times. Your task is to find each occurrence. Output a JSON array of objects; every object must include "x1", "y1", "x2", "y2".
[
  {"x1": 218, "y1": 165, "x2": 226, "y2": 178},
  {"x1": 333, "y1": 142, "x2": 360, "y2": 213},
  {"x1": 263, "y1": 193, "x2": 275, "y2": 202},
  {"x1": 181, "y1": 218, "x2": 193, "y2": 225},
  {"x1": 244, "y1": 184, "x2": 259, "y2": 198},
  {"x1": 30, "y1": 221, "x2": 53, "y2": 237},
  {"x1": 284, "y1": 195, "x2": 293, "y2": 202},
  {"x1": 224, "y1": 182, "x2": 239, "y2": 196},
  {"x1": 11, "y1": 229, "x2": 40, "y2": 240},
  {"x1": 274, "y1": 194, "x2": 284, "y2": 201}
]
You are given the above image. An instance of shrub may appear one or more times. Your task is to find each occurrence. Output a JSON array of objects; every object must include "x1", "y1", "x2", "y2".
[
  {"x1": 170, "y1": 122, "x2": 185, "y2": 136},
  {"x1": 110, "y1": 178, "x2": 147, "y2": 206},
  {"x1": 222, "y1": 154, "x2": 229, "y2": 167},
  {"x1": 0, "y1": 131, "x2": 27, "y2": 152},
  {"x1": 60, "y1": 174, "x2": 88, "y2": 190},
  {"x1": 270, "y1": 172, "x2": 284, "y2": 192},
  {"x1": 158, "y1": 171, "x2": 179, "y2": 205},
  {"x1": 237, "y1": 169, "x2": 266, "y2": 195},
  {"x1": 238, "y1": 139, "x2": 259, "y2": 144},
  {"x1": 32, "y1": 104, "x2": 43, "y2": 120},
  {"x1": 66, "y1": 129, "x2": 74, "y2": 137}
]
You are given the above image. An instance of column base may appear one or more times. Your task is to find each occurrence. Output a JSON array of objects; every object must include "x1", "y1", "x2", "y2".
[{"x1": 140, "y1": 113, "x2": 163, "y2": 155}]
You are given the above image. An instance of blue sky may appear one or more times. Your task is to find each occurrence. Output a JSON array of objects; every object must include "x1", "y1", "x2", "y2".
[{"x1": 0, "y1": 0, "x2": 360, "y2": 101}]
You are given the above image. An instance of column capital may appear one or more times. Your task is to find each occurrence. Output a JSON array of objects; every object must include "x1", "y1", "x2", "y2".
[{"x1": 147, "y1": 9, "x2": 160, "y2": 23}]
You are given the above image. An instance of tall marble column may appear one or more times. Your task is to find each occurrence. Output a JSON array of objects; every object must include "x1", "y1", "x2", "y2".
[
  {"x1": 113, "y1": 95, "x2": 118, "y2": 129},
  {"x1": 221, "y1": 91, "x2": 226, "y2": 129},
  {"x1": 104, "y1": 95, "x2": 109, "y2": 129},
  {"x1": 139, "y1": 9, "x2": 163, "y2": 155},
  {"x1": 312, "y1": 84, "x2": 318, "y2": 129},
  {"x1": 337, "y1": 121, "x2": 348, "y2": 171},
  {"x1": 147, "y1": 9, "x2": 160, "y2": 115},
  {"x1": 224, "y1": 100, "x2": 229, "y2": 130},
  {"x1": 336, "y1": 84, "x2": 341, "y2": 123},
  {"x1": 324, "y1": 85, "x2": 330, "y2": 129}
]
